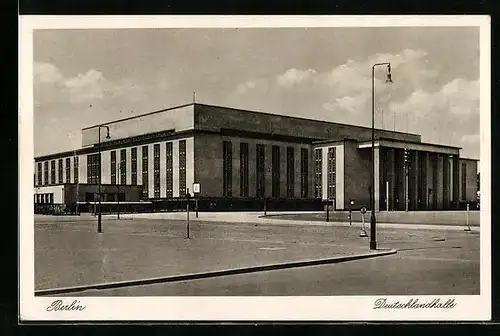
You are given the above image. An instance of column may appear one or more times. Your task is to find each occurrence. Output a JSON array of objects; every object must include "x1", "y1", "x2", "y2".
[
  {"x1": 265, "y1": 144, "x2": 272, "y2": 198},
  {"x1": 293, "y1": 145, "x2": 301, "y2": 199},
  {"x1": 409, "y1": 150, "x2": 418, "y2": 210},
  {"x1": 394, "y1": 149, "x2": 405, "y2": 210},
  {"x1": 424, "y1": 153, "x2": 435, "y2": 210},
  {"x1": 443, "y1": 155, "x2": 450, "y2": 209},
  {"x1": 387, "y1": 148, "x2": 396, "y2": 211},
  {"x1": 232, "y1": 139, "x2": 240, "y2": 198},
  {"x1": 101, "y1": 151, "x2": 111, "y2": 185},
  {"x1": 379, "y1": 148, "x2": 387, "y2": 211},
  {"x1": 374, "y1": 147, "x2": 380, "y2": 211},
  {"x1": 453, "y1": 155, "x2": 460, "y2": 209},
  {"x1": 422, "y1": 152, "x2": 430, "y2": 210},
  {"x1": 280, "y1": 144, "x2": 287, "y2": 198},
  {"x1": 79, "y1": 155, "x2": 87, "y2": 184},
  {"x1": 436, "y1": 154, "x2": 444, "y2": 209},
  {"x1": 248, "y1": 142, "x2": 257, "y2": 198},
  {"x1": 417, "y1": 151, "x2": 425, "y2": 210}
]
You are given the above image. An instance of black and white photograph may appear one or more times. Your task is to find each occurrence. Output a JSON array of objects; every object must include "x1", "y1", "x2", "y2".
[{"x1": 19, "y1": 16, "x2": 491, "y2": 321}]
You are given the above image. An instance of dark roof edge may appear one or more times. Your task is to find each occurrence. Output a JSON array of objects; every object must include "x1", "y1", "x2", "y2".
[{"x1": 81, "y1": 103, "x2": 194, "y2": 130}]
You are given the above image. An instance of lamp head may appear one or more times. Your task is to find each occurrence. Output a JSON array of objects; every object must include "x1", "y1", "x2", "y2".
[
  {"x1": 105, "y1": 127, "x2": 111, "y2": 139},
  {"x1": 385, "y1": 64, "x2": 393, "y2": 83}
]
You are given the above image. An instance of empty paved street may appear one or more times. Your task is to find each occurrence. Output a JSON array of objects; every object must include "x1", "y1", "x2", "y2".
[{"x1": 33, "y1": 215, "x2": 480, "y2": 297}]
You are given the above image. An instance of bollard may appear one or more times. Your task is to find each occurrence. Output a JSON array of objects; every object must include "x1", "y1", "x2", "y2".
[
  {"x1": 326, "y1": 204, "x2": 329, "y2": 222},
  {"x1": 360, "y1": 213, "x2": 368, "y2": 237},
  {"x1": 359, "y1": 206, "x2": 368, "y2": 237},
  {"x1": 464, "y1": 203, "x2": 471, "y2": 232}
]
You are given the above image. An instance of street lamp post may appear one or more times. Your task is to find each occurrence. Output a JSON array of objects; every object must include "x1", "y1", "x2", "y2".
[
  {"x1": 370, "y1": 62, "x2": 392, "y2": 250},
  {"x1": 98, "y1": 125, "x2": 111, "y2": 233}
]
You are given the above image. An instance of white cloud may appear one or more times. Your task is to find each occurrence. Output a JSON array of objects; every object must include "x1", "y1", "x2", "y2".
[
  {"x1": 64, "y1": 69, "x2": 106, "y2": 103},
  {"x1": 34, "y1": 62, "x2": 144, "y2": 104},
  {"x1": 226, "y1": 49, "x2": 479, "y2": 157},
  {"x1": 277, "y1": 68, "x2": 317, "y2": 88},
  {"x1": 236, "y1": 80, "x2": 258, "y2": 94},
  {"x1": 34, "y1": 62, "x2": 64, "y2": 84},
  {"x1": 388, "y1": 78, "x2": 479, "y2": 119}
]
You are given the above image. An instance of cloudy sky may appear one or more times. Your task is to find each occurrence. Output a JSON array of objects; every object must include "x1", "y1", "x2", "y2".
[{"x1": 33, "y1": 27, "x2": 480, "y2": 158}]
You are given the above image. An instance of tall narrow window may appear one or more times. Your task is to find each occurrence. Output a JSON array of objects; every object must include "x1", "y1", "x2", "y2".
[
  {"x1": 256, "y1": 144, "x2": 266, "y2": 198},
  {"x1": 223, "y1": 141, "x2": 233, "y2": 197},
  {"x1": 131, "y1": 147, "x2": 137, "y2": 185},
  {"x1": 58, "y1": 159, "x2": 63, "y2": 184},
  {"x1": 286, "y1": 147, "x2": 295, "y2": 198},
  {"x1": 110, "y1": 151, "x2": 117, "y2": 184},
  {"x1": 37, "y1": 162, "x2": 42, "y2": 186},
  {"x1": 87, "y1": 154, "x2": 100, "y2": 184},
  {"x1": 154, "y1": 144, "x2": 160, "y2": 198},
  {"x1": 300, "y1": 148, "x2": 309, "y2": 198},
  {"x1": 240, "y1": 142, "x2": 249, "y2": 197},
  {"x1": 272, "y1": 146, "x2": 280, "y2": 198},
  {"x1": 461, "y1": 163, "x2": 467, "y2": 201},
  {"x1": 65, "y1": 158, "x2": 71, "y2": 183},
  {"x1": 120, "y1": 149, "x2": 126, "y2": 184},
  {"x1": 327, "y1": 147, "x2": 336, "y2": 200},
  {"x1": 166, "y1": 142, "x2": 173, "y2": 198},
  {"x1": 50, "y1": 160, "x2": 56, "y2": 184},
  {"x1": 142, "y1": 146, "x2": 149, "y2": 199},
  {"x1": 314, "y1": 149, "x2": 322, "y2": 198},
  {"x1": 44, "y1": 162, "x2": 48, "y2": 185},
  {"x1": 73, "y1": 156, "x2": 79, "y2": 184},
  {"x1": 86, "y1": 155, "x2": 93, "y2": 184},
  {"x1": 179, "y1": 140, "x2": 186, "y2": 196}
]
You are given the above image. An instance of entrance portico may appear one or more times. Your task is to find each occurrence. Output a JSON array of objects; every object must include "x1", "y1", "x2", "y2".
[{"x1": 357, "y1": 138, "x2": 461, "y2": 211}]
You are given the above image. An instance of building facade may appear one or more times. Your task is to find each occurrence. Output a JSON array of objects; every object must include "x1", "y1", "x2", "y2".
[{"x1": 34, "y1": 103, "x2": 479, "y2": 212}]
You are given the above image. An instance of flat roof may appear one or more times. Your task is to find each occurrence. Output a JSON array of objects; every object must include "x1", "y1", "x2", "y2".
[
  {"x1": 81, "y1": 101, "x2": 421, "y2": 138},
  {"x1": 81, "y1": 103, "x2": 193, "y2": 130}
]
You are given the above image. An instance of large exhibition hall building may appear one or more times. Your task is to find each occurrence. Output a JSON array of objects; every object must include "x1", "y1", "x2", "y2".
[{"x1": 33, "y1": 103, "x2": 479, "y2": 213}]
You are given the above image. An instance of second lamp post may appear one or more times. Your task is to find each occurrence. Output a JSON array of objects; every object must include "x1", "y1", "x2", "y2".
[
  {"x1": 97, "y1": 125, "x2": 111, "y2": 233},
  {"x1": 370, "y1": 62, "x2": 393, "y2": 250}
]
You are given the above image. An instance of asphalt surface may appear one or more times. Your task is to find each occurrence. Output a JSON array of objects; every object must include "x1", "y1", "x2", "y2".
[
  {"x1": 34, "y1": 218, "x2": 377, "y2": 290},
  {"x1": 66, "y1": 245, "x2": 478, "y2": 296},
  {"x1": 33, "y1": 216, "x2": 480, "y2": 296}
]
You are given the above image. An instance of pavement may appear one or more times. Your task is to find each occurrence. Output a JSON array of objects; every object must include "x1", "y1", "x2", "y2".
[
  {"x1": 33, "y1": 211, "x2": 480, "y2": 296},
  {"x1": 263, "y1": 210, "x2": 481, "y2": 227},
  {"x1": 34, "y1": 217, "x2": 397, "y2": 295},
  {"x1": 122, "y1": 211, "x2": 480, "y2": 231}
]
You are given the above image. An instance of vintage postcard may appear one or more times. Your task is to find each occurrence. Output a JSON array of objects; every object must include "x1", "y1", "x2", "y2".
[{"x1": 19, "y1": 15, "x2": 491, "y2": 321}]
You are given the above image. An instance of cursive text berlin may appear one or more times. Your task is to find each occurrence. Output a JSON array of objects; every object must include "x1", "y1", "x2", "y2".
[{"x1": 46, "y1": 300, "x2": 86, "y2": 312}]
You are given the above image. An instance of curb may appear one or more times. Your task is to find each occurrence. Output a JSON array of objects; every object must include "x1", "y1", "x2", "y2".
[{"x1": 35, "y1": 248, "x2": 396, "y2": 296}]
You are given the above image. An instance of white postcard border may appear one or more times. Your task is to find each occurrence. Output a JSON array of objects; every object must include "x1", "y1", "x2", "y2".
[{"x1": 19, "y1": 15, "x2": 491, "y2": 321}]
